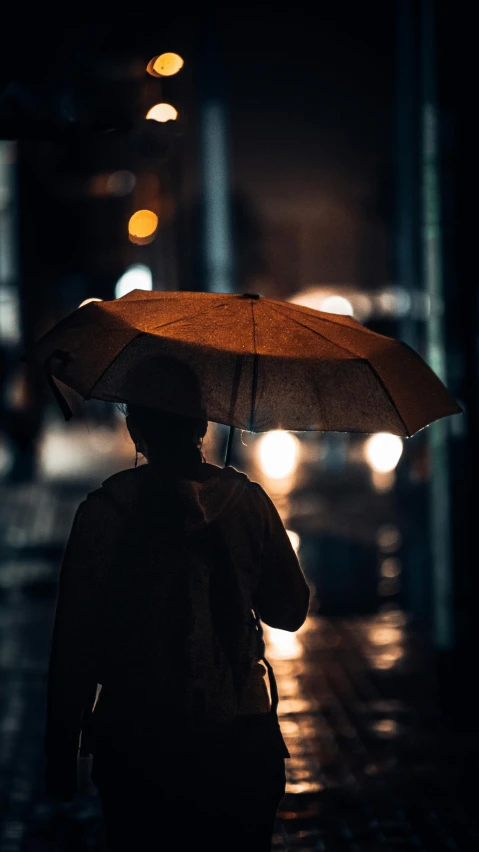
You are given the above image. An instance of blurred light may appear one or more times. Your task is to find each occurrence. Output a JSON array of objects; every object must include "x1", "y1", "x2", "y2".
[
  {"x1": 368, "y1": 625, "x2": 403, "y2": 645},
  {"x1": 0, "y1": 435, "x2": 13, "y2": 476},
  {"x1": 89, "y1": 171, "x2": 136, "y2": 198},
  {"x1": 202, "y1": 101, "x2": 235, "y2": 293},
  {"x1": 88, "y1": 426, "x2": 121, "y2": 454},
  {"x1": 264, "y1": 625, "x2": 302, "y2": 660},
  {"x1": 115, "y1": 264, "x2": 152, "y2": 299},
  {"x1": 366, "y1": 618, "x2": 405, "y2": 670},
  {"x1": 394, "y1": 287, "x2": 412, "y2": 316},
  {"x1": 79, "y1": 297, "x2": 103, "y2": 308},
  {"x1": 370, "y1": 719, "x2": 399, "y2": 738},
  {"x1": 146, "y1": 103, "x2": 178, "y2": 123},
  {"x1": 364, "y1": 433, "x2": 403, "y2": 473},
  {"x1": 285, "y1": 779, "x2": 324, "y2": 795},
  {"x1": 289, "y1": 287, "x2": 372, "y2": 321},
  {"x1": 5, "y1": 367, "x2": 29, "y2": 409},
  {"x1": 286, "y1": 530, "x2": 300, "y2": 553},
  {"x1": 128, "y1": 210, "x2": 158, "y2": 245},
  {"x1": 371, "y1": 469, "x2": 396, "y2": 492},
  {"x1": 375, "y1": 286, "x2": 411, "y2": 317},
  {"x1": 352, "y1": 293, "x2": 373, "y2": 322},
  {"x1": 290, "y1": 287, "x2": 328, "y2": 312},
  {"x1": 377, "y1": 525, "x2": 402, "y2": 552},
  {"x1": 370, "y1": 648, "x2": 404, "y2": 670},
  {"x1": 410, "y1": 290, "x2": 431, "y2": 320},
  {"x1": 381, "y1": 558, "x2": 402, "y2": 578},
  {"x1": 280, "y1": 718, "x2": 313, "y2": 737},
  {"x1": 319, "y1": 295, "x2": 354, "y2": 316},
  {"x1": 256, "y1": 430, "x2": 300, "y2": 479},
  {"x1": 147, "y1": 52, "x2": 184, "y2": 77},
  {"x1": 379, "y1": 608, "x2": 407, "y2": 626},
  {"x1": 106, "y1": 171, "x2": 136, "y2": 196},
  {"x1": 0, "y1": 285, "x2": 20, "y2": 344},
  {"x1": 38, "y1": 422, "x2": 133, "y2": 481}
]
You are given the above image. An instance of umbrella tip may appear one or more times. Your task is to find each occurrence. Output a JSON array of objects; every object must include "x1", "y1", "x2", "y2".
[{"x1": 240, "y1": 293, "x2": 260, "y2": 300}]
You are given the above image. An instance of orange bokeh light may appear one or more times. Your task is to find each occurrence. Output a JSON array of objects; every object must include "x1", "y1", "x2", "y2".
[
  {"x1": 146, "y1": 103, "x2": 178, "y2": 123},
  {"x1": 128, "y1": 210, "x2": 158, "y2": 245},
  {"x1": 146, "y1": 52, "x2": 184, "y2": 78}
]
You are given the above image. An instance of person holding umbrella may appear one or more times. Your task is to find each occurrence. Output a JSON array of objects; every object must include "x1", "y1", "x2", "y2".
[
  {"x1": 25, "y1": 290, "x2": 460, "y2": 850},
  {"x1": 43, "y1": 357, "x2": 311, "y2": 852}
]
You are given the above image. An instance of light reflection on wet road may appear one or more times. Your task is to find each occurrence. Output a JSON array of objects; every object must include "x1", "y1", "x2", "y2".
[
  {"x1": 1, "y1": 472, "x2": 478, "y2": 849},
  {"x1": 1, "y1": 580, "x2": 477, "y2": 850},
  {"x1": 265, "y1": 614, "x2": 479, "y2": 850}
]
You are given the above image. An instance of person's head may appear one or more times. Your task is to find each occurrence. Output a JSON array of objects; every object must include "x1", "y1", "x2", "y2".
[{"x1": 125, "y1": 403, "x2": 208, "y2": 474}]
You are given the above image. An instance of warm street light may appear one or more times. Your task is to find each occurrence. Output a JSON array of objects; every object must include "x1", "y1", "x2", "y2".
[
  {"x1": 115, "y1": 264, "x2": 152, "y2": 299},
  {"x1": 146, "y1": 103, "x2": 178, "y2": 123},
  {"x1": 319, "y1": 295, "x2": 354, "y2": 316},
  {"x1": 146, "y1": 53, "x2": 184, "y2": 77},
  {"x1": 128, "y1": 210, "x2": 158, "y2": 245},
  {"x1": 364, "y1": 433, "x2": 403, "y2": 473},
  {"x1": 256, "y1": 430, "x2": 300, "y2": 479}
]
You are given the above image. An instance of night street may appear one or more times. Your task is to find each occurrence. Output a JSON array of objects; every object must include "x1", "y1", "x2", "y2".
[
  {"x1": 1, "y1": 480, "x2": 478, "y2": 850},
  {"x1": 0, "y1": 5, "x2": 471, "y2": 851}
]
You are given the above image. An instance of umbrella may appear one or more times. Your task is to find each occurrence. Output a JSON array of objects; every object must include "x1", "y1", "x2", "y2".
[{"x1": 22, "y1": 290, "x2": 461, "y2": 464}]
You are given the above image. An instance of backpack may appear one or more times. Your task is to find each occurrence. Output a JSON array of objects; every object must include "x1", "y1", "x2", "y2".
[{"x1": 83, "y1": 483, "x2": 264, "y2": 737}]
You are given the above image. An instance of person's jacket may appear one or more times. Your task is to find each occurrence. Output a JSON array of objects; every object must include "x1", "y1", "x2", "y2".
[{"x1": 44, "y1": 462, "x2": 310, "y2": 797}]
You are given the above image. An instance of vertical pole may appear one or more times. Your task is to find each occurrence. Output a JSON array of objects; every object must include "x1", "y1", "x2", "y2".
[
  {"x1": 395, "y1": 0, "x2": 429, "y2": 624},
  {"x1": 224, "y1": 425, "x2": 235, "y2": 467},
  {"x1": 0, "y1": 141, "x2": 24, "y2": 478},
  {"x1": 421, "y1": 0, "x2": 453, "y2": 650},
  {"x1": 395, "y1": 0, "x2": 419, "y2": 351},
  {"x1": 198, "y1": 15, "x2": 235, "y2": 294},
  {"x1": 201, "y1": 102, "x2": 235, "y2": 293}
]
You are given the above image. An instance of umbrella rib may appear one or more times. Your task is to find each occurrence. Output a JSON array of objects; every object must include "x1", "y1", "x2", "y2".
[
  {"x1": 363, "y1": 361, "x2": 410, "y2": 436},
  {"x1": 151, "y1": 301, "x2": 231, "y2": 332},
  {"x1": 271, "y1": 298, "x2": 375, "y2": 334},
  {"x1": 86, "y1": 332, "x2": 142, "y2": 399},
  {"x1": 267, "y1": 302, "x2": 363, "y2": 358},
  {"x1": 268, "y1": 302, "x2": 410, "y2": 435},
  {"x1": 250, "y1": 301, "x2": 258, "y2": 431}
]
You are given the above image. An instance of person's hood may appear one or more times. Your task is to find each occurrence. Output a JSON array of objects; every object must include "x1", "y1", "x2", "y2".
[{"x1": 93, "y1": 462, "x2": 250, "y2": 534}]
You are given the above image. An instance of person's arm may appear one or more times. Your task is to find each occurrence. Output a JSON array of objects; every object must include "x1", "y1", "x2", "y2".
[
  {"x1": 44, "y1": 495, "x2": 108, "y2": 800},
  {"x1": 251, "y1": 483, "x2": 310, "y2": 632}
]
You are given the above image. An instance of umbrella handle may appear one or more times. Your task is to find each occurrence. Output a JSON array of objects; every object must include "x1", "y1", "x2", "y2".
[{"x1": 224, "y1": 426, "x2": 235, "y2": 467}]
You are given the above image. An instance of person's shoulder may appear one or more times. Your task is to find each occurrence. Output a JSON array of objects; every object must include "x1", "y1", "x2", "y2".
[
  {"x1": 100, "y1": 465, "x2": 147, "y2": 490},
  {"x1": 213, "y1": 463, "x2": 249, "y2": 480},
  {"x1": 243, "y1": 476, "x2": 272, "y2": 500},
  {"x1": 68, "y1": 470, "x2": 138, "y2": 539},
  {"x1": 209, "y1": 464, "x2": 273, "y2": 500},
  {"x1": 194, "y1": 463, "x2": 274, "y2": 502},
  {"x1": 216, "y1": 470, "x2": 276, "y2": 519},
  {"x1": 242, "y1": 479, "x2": 281, "y2": 523},
  {"x1": 197, "y1": 462, "x2": 252, "y2": 487},
  {"x1": 83, "y1": 466, "x2": 147, "y2": 513}
]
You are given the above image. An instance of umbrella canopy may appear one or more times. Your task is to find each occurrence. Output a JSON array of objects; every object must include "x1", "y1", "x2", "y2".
[{"x1": 23, "y1": 290, "x2": 461, "y2": 437}]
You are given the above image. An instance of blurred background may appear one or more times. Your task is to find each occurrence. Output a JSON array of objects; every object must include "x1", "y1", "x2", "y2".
[{"x1": 1, "y1": 4, "x2": 475, "y2": 851}]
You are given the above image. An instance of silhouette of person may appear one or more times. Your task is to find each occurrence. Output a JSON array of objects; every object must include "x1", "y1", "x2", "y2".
[{"x1": 44, "y1": 366, "x2": 310, "y2": 851}]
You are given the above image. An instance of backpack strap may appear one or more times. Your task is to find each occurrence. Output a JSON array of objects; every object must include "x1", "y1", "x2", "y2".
[
  {"x1": 251, "y1": 609, "x2": 290, "y2": 757},
  {"x1": 78, "y1": 488, "x2": 122, "y2": 757},
  {"x1": 252, "y1": 609, "x2": 279, "y2": 716}
]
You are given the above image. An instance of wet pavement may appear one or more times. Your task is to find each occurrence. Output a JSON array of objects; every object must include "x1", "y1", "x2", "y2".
[{"x1": 1, "y1": 482, "x2": 479, "y2": 850}]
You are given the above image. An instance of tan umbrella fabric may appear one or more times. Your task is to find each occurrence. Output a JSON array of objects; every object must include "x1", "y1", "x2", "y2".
[{"x1": 23, "y1": 290, "x2": 461, "y2": 436}]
